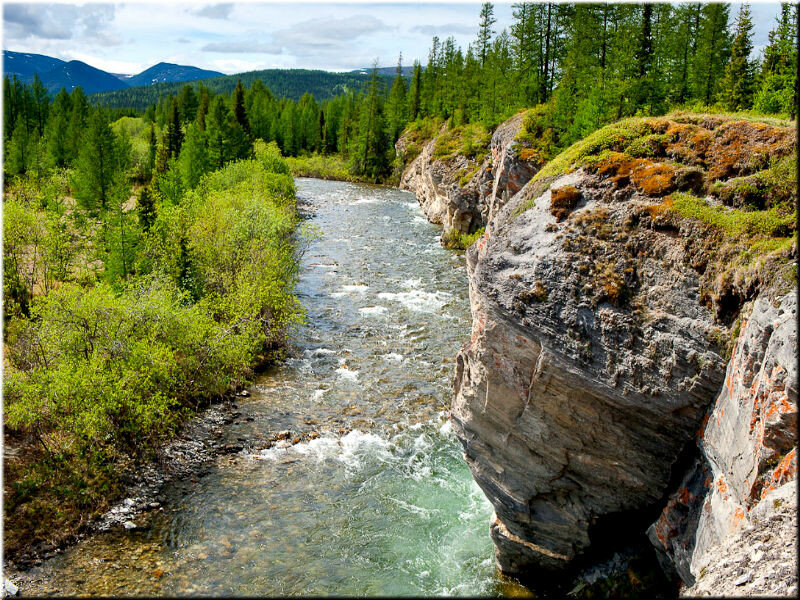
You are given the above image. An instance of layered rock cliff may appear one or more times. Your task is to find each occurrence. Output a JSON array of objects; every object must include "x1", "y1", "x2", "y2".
[
  {"x1": 396, "y1": 112, "x2": 540, "y2": 236},
  {"x1": 650, "y1": 292, "x2": 797, "y2": 595},
  {"x1": 438, "y1": 114, "x2": 797, "y2": 590}
]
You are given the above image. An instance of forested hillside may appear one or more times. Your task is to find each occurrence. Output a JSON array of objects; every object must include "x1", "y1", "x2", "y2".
[
  {"x1": 2, "y1": 0, "x2": 797, "y2": 567},
  {"x1": 90, "y1": 69, "x2": 392, "y2": 110}
]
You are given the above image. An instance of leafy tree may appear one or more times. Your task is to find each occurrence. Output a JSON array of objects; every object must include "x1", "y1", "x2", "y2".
[{"x1": 179, "y1": 123, "x2": 211, "y2": 189}]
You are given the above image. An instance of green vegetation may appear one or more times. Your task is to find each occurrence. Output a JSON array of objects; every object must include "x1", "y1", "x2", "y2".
[
  {"x1": 441, "y1": 227, "x2": 485, "y2": 250},
  {"x1": 286, "y1": 154, "x2": 368, "y2": 183},
  {"x1": 432, "y1": 123, "x2": 491, "y2": 161},
  {"x1": 3, "y1": 77, "x2": 304, "y2": 555},
  {"x1": 670, "y1": 193, "x2": 794, "y2": 238}
]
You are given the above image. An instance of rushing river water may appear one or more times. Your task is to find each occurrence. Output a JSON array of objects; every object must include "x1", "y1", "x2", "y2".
[{"x1": 21, "y1": 179, "x2": 530, "y2": 596}]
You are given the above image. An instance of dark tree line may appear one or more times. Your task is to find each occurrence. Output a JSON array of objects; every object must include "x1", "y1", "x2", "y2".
[{"x1": 4, "y1": 2, "x2": 797, "y2": 184}]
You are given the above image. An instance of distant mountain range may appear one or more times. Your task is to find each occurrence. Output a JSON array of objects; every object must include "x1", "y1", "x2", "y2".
[
  {"x1": 3, "y1": 51, "x2": 224, "y2": 94},
  {"x1": 90, "y1": 69, "x2": 394, "y2": 110},
  {"x1": 3, "y1": 50, "x2": 417, "y2": 108}
]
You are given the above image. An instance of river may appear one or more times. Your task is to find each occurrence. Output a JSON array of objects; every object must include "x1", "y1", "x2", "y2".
[{"x1": 19, "y1": 179, "x2": 529, "y2": 596}]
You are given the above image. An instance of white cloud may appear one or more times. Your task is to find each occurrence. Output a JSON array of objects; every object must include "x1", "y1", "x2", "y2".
[{"x1": 193, "y1": 3, "x2": 234, "y2": 20}]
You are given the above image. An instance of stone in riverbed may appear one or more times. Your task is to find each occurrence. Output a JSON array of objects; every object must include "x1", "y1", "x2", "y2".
[{"x1": 4, "y1": 579, "x2": 19, "y2": 596}]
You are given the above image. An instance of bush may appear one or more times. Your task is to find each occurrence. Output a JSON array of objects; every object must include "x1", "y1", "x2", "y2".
[
  {"x1": 254, "y1": 139, "x2": 291, "y2": 176},
  {"x1": 441, "y1": 227, "x2": 485, "y2": 250}
]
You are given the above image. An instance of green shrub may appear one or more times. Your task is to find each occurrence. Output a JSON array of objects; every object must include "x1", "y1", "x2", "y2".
[
  {"x1": 254, "y1": 139, "x2": 291, "y2": 175},
  {"x1": 441, "y1": 227, "x2": 485, "y2": 250}
]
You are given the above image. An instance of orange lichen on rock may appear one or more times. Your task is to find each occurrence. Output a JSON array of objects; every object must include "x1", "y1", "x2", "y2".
[
  {"x1": 518, "y1": 147, "x2": 542, "y2": 163},
  {"x1": 631, "y1": 163, "x2": 677, "y2": 196},
  {"x1": 550, "y1": 185, "x2": 582, "y2": 221},
  {"x1": 705, "y1": 120, "x2": 796, "y2": 182},
  {"x1": 761, "y1": 449, "x2": 798, "y2": 500},
  {"x1": 730, "y1": 507, "x2": 746, "y2": 532}
]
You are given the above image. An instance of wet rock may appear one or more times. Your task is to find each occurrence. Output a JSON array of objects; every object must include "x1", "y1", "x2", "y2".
[{"x1": 123, "y1": 521, "x2": 138, "y2": 531}]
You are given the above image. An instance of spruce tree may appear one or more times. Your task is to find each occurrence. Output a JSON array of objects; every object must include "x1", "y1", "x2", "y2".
[
  {"x1": 72, "y1": 110, "x2": 120, "y2": 212},
  {"x1": 166, "y1": 97, "x2": 183, "y2": 158},
  {"x1": 386, "y1": 54, "x2": 409, "y2": 141},
  {"x1": 408, "y1": 62, "x2": 422, "y2": 120},
  {"x1": 352, "y1": 67, "x2": 389, "y2": 179},
  {"x1": 232, "y1": 79, "x2": 250, "y2": 135},
  {"x1": 477, "y1": 3, "x2": 497, "y2": 67},
  {"x1": 138, "y1": 185, "x2": 156, "y2": 231},
  {"x1": 719, "y1": 4, "x2": 756, "y2": 110}
]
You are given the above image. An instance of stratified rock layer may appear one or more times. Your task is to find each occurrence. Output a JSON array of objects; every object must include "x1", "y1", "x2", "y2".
[
  {"x1": 650, "y1": 293, "x2": 797, "y2": 593},
  {"x1": 450, "y1": 168, "x2": 729, "y2": 576},
  {"x1": 397, "y1": 113, "x2": 539, "y2": 236}
]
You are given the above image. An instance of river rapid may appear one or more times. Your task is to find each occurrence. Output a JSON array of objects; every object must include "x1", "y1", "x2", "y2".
[{"x1": 19, "y1": 179, "x2": 530, "y2": 596}]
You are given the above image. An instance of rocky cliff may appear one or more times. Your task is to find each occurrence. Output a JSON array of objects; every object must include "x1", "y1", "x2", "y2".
[
  {"x1": 396, "y1": 112, "x2": 540, "y2": 236},
  {"x1": 650, "y1": 292, "x2": 797, "y2": 595},
  {"x1": 441, "y1": 113, "x2": 797, "y2": 590}
]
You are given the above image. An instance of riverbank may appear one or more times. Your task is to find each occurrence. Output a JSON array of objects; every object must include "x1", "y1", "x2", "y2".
[
  {"x1": 2, "y1": 178, "x2": 513, "y2": 597},
  {"x1": 3, "y1": 150, "x2": 304, "y2": 572}
]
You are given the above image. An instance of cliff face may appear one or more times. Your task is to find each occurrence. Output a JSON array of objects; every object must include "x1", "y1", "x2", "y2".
[
  {"x1": 650, "y1": 293, "x2": 797, "y2": 594},
  {"x1": 397, "y1": 113, "x2": 540, "y2": 236},
  {"x1": 451, "y1": 167, "x2": 728, "y2": 576},
  {"x1": 442, "y1": 114, "x2": 797, "y2": 586}
]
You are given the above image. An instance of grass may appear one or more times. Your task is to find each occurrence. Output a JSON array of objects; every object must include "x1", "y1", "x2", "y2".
[
  {"x1": 432, "y1": 123, "x2": 491, "y2": 161},
  {"x1": 441, "y1": 227, "x2": 485, "y2": 250},
  {"x1": 669, "y1": 193, "x2": 794, "y2": 238}
]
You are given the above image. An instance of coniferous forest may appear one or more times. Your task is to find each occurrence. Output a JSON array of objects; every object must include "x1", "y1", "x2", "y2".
[{"x1": 2, "y1": 0, "x2": 798, "y2": 573}]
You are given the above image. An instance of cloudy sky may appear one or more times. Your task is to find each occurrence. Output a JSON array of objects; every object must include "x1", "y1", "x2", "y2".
[{"x1": 2, "y1": 1, "x2": 784, "y2": 76}]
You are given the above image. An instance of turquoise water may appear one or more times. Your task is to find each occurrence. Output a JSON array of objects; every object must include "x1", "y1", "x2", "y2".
[{"x1": 21, "y1": 179, "x2": 526, "y2": 596}]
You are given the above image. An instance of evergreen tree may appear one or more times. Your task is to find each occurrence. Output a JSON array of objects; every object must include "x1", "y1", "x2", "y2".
[
  {"x1": 166, "y1": 97, "x2": 183, "y2": 158},
  {"x1": 103, "y1": 177, "x2": 140, "y2": 284},
  {"x1": 408, "y1": 62, "x2": 422, "y2": 120},
  {"x1": 178, "y1": 123, "x2": 211, "y2": 189},
  {"x1": 693, "y1": 3, "x2": 732, "y2": 104},
  {"x1": 477, "y1": 3, "x2": 497, "y2": 67},
  {"x1": 351, "y1": 66, "x2": 389, "y2": 179},
  {"x1": 206, "y1": 96, "x2": 230, "y2": 168},
  {"x1": 66, "y1": 87, "x2": 89, "y2": 164},
  {"x1": 178, "y1": 84, "x2": 199, "y2": 124},
  {"x1": 72, "y1": 110, "x2": 121, "y2": 212},
  {"x1": 232, "y1": 79, "x2": 250, "y2": 135},
  {"x1": 138, "y1": 185, "x2": 156, "y2": 231},
  {"x1": 386, "y1": 54, "x2": 409, "y2": 141},
  {"x1": 6, "y1": 121, "x2": 30, "y2": 176},
  {"x1": 754, "y1": 3, "x2": 798, "y2": 116},
  {"x1": 31, "y1": 74, "x2": 49, "y2": 134},
  {"x1": 719, "y1": 4, "x2": 756, "y2": 110}
]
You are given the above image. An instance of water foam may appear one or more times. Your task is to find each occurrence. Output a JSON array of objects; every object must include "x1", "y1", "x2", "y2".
[
  {"x1": 359, "y1": 306, "x2": 387, "y2": 316},
  {"x1": 377, "y1": 289, "x2": 450, "y2": 313},
  {"x1": 336, "y1": 366, "x2": 360, "y2": 381}
]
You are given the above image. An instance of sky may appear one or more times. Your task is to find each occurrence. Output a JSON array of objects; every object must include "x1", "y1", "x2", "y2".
[{"x1": 1, "y1": 1, "x2": 786, "y2": 76}]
